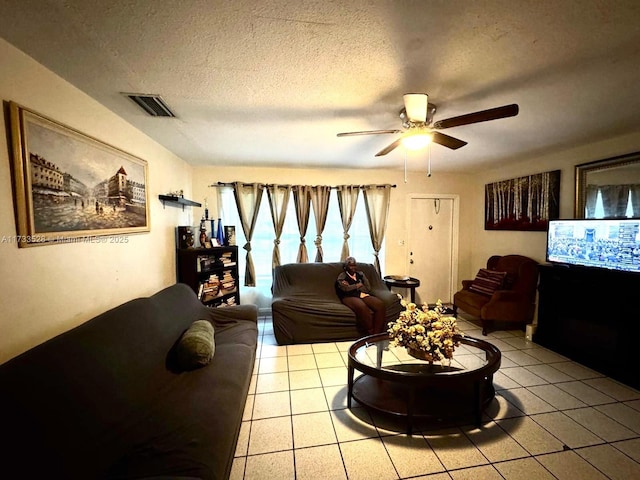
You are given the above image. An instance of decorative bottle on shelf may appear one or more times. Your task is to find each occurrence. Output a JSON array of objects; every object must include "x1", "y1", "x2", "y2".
[
  {"x1": 216, "y1": 218, "x2": 225, "y2": 246},
  {"x1": 199, "y1": 217, "x2": 208, "y2": 247}
]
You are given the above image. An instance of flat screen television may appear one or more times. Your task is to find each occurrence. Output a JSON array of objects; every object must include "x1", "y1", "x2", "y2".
[{"x1": 546, "y1": 218, "x2": 640, "y2": 273}]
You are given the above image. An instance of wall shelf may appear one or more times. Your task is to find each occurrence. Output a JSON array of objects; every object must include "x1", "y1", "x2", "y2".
[{"x1": 158, "y1": 195, "x2": 202, "y2": 211}]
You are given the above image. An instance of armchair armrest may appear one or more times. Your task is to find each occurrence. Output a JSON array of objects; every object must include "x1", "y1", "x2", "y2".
[
  {"x1": 489, "y1": 290, "x2": 527, "y2": 302},
  {"x1": 461, "y1": 279, "x2": 474, "y2": 290},
  {"x1": 207, "y1": 304, "x2": 259, "y2": 325}
]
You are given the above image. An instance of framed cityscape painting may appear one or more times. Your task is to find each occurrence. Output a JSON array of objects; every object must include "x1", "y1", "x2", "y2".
[
  {"x1": 485, "y1": 170, "x2": 560, "y2": 231},
  {"x1": 8, "y1": 101, "x2": 150, "y2": 247}
]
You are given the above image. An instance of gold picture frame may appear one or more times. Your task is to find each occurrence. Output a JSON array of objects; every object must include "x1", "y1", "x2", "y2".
[
  {"x1": 575, "y1": 152, "x2": 640, "y2": 219},
  {"x1": 8, "y1": 101, "x2": 150, "y2": 247}
]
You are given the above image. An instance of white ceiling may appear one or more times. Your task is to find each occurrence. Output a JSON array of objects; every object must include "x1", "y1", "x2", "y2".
[{"x1": 2, "y1": 0, "x2": 640, "y2": 173}]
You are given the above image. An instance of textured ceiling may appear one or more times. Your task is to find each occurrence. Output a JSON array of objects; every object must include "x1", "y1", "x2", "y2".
[{"x1": 1, "y1": 0, "x2": 640, "y2": 173}]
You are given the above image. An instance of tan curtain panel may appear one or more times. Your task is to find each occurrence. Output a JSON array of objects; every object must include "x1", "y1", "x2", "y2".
[
  {"x1": 311, "y1": 185, "x2": 331, "y2": 262},
  {"x1": 292, "y1": 185, "x2": 312, "y2": 263},
  {"x1": 336, "y1": 185, "x2": 360, "y2": 262},
  {"x1": 363, "y1": 184, "x2": 392, "y2": 274},
  {"x1": 266, "y1": 184, "x2": 291, "y2": 268},
  {"x1": 585, "y1": 184, "x2": 599, "y2": 218},
  {"x1": 600, "y1": 184, "x2": 630, "y2": 218},
  {"x1": 232, "y1": 182, "x2": 264, "y2": 286}
]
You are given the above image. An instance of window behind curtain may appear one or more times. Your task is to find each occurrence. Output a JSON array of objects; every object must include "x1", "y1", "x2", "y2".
[{"x1": 219, "y1": 188, "x2": 385, "y2": 309}]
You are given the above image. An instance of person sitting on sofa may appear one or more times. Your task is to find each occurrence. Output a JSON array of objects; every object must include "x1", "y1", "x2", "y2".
[{"x1": 336, "y1": 256, "x2": 386, "y2": 336}]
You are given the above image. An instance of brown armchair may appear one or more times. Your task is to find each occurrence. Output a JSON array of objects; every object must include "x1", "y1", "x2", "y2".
[{"x1": 453, "y1": 254, "x2": 539, "y2": 335}]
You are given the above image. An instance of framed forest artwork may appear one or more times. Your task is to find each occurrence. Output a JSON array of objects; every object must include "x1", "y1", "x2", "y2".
[
  {"x1": 8, "y1": 102, "x2": 150, "y2": 247},
  {"x1": 485, "y1": 170, "x2": 560, "y2": 231}
]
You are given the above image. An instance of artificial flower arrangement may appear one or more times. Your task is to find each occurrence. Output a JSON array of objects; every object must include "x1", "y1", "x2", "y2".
[{"x1": 387, "y1": 299, "x2": 463, "y2": 363}]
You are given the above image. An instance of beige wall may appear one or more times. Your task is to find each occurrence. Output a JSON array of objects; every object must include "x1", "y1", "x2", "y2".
[
  {"x1": 0, "y1": 39, "x2": 195, "y2": 363},
  {"x1": 471, "y1": 132, "x2": 640, "y2": 279},
  {"x1": 3, "y1": 36, "x2": 640, "y2": 364},
  {"x1": 193, "y1": 128, "x2": 640, "y2": 301}
]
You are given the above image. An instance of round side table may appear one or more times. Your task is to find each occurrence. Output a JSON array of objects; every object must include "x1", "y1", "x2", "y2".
[{"x1": 383, "y1": 275, "x2": 420, "y2": 303}]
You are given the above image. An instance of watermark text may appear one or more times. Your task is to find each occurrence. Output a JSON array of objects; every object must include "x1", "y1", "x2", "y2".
[{"x1": 1, "y1": 235, "x2": 130, "y2": 244}]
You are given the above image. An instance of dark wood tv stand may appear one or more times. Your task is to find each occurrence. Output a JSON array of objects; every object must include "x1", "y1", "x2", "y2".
[{"x1": 535, "y1": 263, "x2": 640, "y2": 390}]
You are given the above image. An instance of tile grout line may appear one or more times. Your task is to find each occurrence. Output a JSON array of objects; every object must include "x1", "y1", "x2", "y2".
[{"x1": 238, "y1": 317, "x2": 264, "y2": 479}]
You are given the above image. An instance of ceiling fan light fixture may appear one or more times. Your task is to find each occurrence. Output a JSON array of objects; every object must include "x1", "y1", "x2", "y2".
[
  {"x1": 336, "y1": 92, "x2": 518, "y2": 156},
  {"x1": 403, "y1": 93, "x2": 428, "y2": 122},
  {"x1": 402, "y1": 132, "x2": 433, "y2": 150}
]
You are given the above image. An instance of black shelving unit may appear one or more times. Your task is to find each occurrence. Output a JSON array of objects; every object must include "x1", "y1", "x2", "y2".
[
  {"x1": 159, "y1": 195, "x2": 202, "y2": 210},
  {"x1": 177, "y1": 246, "x2": 240, "y2": 308}
]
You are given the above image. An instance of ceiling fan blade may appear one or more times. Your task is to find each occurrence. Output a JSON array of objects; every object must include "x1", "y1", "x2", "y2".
[
  {"x1": 403, "y1": 93, "x2": 428, "y2": 122},
  {"x1": 337, "y1": 129, "x2": 401, "y2": 137},
  {"x1": 375, "y1": 138, "x2": 402, "y2": 157},
  {"x1": 433, "y1": 104, "x2": 519, "y2": 129},
  {"x1": 432, "y1": 132, "x2": 467, "y2": 150}
]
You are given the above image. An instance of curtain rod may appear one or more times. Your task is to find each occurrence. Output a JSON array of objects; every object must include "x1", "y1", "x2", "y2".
[{"x1": 209, "y1": 182, "x2": 396, "y2": 189}]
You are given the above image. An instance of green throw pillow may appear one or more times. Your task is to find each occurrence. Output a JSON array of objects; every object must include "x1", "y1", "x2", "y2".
[{"x1": 176, "y1": 320, "x2": 215, "y2": 370}]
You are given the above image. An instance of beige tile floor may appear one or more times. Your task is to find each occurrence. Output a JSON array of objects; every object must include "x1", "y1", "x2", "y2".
[{"x1": 231, "y1": 314, "x2": 640, "y2": 479}]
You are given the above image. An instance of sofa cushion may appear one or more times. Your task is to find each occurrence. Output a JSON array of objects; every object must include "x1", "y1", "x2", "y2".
[
  {"x1": 108, "y1": 320, "x2": 258, "y2": 480},
  {"x1": 469, "y1": 268, "x2": 506, "y2": 296},
  {"x1": 454, "y1": 288, "x2": 492, "y2": 313},
  {"x1": 176, "y1": 320, "x2": 215, "y2": 370}
]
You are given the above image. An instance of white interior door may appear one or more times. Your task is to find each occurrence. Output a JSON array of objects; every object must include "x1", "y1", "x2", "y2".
[{"x1": 407, "y1": 195, "x2": 458, "y2": 305}]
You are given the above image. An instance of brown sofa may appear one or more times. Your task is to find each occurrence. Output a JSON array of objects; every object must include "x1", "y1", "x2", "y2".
[
  {"x1": 271, "y1": 262, "x2": 403, "y2": 344},
  {"x1": 453, "y1": 254, "x2": 539, "y2": 335}
]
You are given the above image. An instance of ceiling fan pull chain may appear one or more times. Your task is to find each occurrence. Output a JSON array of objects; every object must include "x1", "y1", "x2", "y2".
[
  {"x1": 404, "y1": 150, "x2": 408, "y2": 183},
  {"x1": 427, "y1": 142, "x2": 432, "y2": 178}
]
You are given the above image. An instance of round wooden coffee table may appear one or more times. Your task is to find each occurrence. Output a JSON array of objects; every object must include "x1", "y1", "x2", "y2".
[{"x1": 347, "y1": 333, "x2": 501, "y2": 434}]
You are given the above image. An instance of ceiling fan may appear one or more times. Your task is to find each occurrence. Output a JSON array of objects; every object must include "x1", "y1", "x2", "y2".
[{"x1": 337, "y1": 94, "x2": 519, "y2": 157}]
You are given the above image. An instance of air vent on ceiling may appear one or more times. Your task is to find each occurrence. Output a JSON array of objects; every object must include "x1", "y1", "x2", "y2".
[{"x1": 123, "y1": 93, "x2": 176, "y2": 117}]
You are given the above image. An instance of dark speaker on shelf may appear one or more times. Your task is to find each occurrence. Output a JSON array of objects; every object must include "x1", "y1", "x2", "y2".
[{"x1": 177, "y1": 226, "x2": 195, "y2": 249}]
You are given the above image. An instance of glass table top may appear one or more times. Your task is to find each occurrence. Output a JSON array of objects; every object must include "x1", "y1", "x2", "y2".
[{"x1": 349, "y1": 335, "x2": 500, "y2": 377}]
